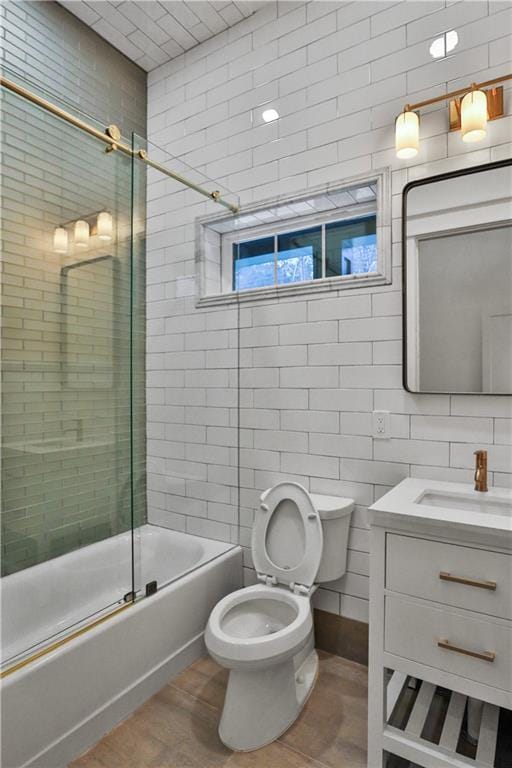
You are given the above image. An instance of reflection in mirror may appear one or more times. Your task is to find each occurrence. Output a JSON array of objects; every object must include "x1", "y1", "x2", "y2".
[
  {"x1": 61, "y1": 255, "x2": 116, "y2": 389},
  {"x1": 403, "y1": 161, "x2": 512, "y2": 394}
]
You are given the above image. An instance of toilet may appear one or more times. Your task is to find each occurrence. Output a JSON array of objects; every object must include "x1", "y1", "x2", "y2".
[{"x1": 205, "y1": 481, "x2": 354, "y2": 751}]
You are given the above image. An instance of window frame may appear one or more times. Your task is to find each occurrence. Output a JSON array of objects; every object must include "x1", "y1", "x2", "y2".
[{"x1": 196, "y1": 169, "x2": 392, "y2": 306}]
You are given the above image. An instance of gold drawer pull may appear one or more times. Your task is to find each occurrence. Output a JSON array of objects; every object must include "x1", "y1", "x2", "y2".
[
  {"x1": 437, "y1": 639, "x2": 496, "y2": 663},
  {"x1": 439, "y1": 572, "x2": 497, "y2": 591}
]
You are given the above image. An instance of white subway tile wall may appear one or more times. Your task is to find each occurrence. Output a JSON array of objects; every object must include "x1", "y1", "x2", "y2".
[
  {"x1": 146, "y1": 0, "x2": 512, "y2": 623},
  {"x1": 1, "y1": 2, "x2": 147, "y2": 139}
]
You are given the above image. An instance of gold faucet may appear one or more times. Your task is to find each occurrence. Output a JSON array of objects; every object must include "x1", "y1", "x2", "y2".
[{"x1": 474, "y1": 450, "x2": 488, "y2": 492}]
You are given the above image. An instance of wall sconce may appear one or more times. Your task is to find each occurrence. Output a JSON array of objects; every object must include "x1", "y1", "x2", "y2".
[
  {"x1": 96, "y1": 211, "x2": 113, "y2": 241},
  {"x1": 74, "y1": 219, "x2": 90, "y2": 248},
  {"x1": 461, "y1": 87, "x2": 487, "y2": 143},
  {"x1": 395, "y1": 73, "x2": 510, "y2": 160},
  {"x1": 53, "y1": 211, "x2": 114, "y2": 253},
  {"x1": 53, "y1": 226, "x2": 68, "y2": 254},
  {"x1": 395, "y1": 109, "x2": 419, "y2": 159}
]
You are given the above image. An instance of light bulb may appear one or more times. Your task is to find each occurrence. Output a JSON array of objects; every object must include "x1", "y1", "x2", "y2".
[
  {"x1": 53, "y1": 227, "x2": 68, "y2": 254},
  {"x1": 395, "y1": 110, "x2": 419, "y2": 159},
  {"x1": 74, "y1": 219, "x2": 89, "y2": 248},
  {"x1": 97, "y1": 211, "x2": 113, "y2": 241},
  {"x1": 461, "y1": 89, "x2": 487, "y2": 143}
]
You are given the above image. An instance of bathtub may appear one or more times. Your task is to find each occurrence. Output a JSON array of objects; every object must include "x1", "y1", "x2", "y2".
[{"x1": 1, "y1": 524, "x2": 242, "y2": 768}]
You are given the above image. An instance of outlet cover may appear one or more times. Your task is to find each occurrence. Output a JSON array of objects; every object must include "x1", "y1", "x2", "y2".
[{"x1": 372, "y1": 410, "x2": 390, "y2": 439}]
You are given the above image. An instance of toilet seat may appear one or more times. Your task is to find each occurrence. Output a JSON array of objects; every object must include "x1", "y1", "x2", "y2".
[
  {"x1": 252, "y1": 482, "x2": 323, "y2": 594},
  {"x1": 205, "y1": 584, "x2": 312, "y2": 667}
]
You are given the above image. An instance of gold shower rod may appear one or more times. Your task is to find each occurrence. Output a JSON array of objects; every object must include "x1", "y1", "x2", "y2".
[{"x1": 0, "y1": 75, "x2": 239, "y2": 214}]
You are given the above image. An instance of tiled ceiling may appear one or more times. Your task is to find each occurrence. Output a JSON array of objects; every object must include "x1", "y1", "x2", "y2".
[{"x1": 60, "y1": 1, "x2": 266, "y2": 71}]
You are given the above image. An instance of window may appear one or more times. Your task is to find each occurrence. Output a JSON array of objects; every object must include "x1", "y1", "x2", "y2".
[
  {"x1": 233, "y1": 226, "x2": 322, "y2": 290},
  {"x1": 197, "y1": 171, "x2": 391, "y2": 304},
  {"x1": 325, "y1": 216, "x2": 377, "y2": 278},
  {"x1": 232, "y1": 217, "x2": 376, "y2": 291},
  {"x1": 233, "y1": 236, "x2": 275, "y2": 290}
]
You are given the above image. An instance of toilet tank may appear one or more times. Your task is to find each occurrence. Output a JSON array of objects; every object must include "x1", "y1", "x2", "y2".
[{"x1": 310, "y1": 493, "x2": 354, "y2": 583}]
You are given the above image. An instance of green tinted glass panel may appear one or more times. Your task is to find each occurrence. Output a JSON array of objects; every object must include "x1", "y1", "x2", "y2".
[{"x1": 0, "y1": 81, "x2": 145, "y2": 664}]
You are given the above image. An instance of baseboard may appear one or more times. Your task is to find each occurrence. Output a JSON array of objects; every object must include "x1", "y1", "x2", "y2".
[
  {"x1": 313, "y1": 609, "x2": 369, "y2": 666},
  {"x1": 24, "y1": 633, "x2": 206, "y2": 768}
]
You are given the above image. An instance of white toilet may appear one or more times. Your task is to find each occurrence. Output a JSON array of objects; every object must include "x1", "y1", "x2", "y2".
[{"x1": 205, "y1": 481, "x2": 354, "y2": 751}]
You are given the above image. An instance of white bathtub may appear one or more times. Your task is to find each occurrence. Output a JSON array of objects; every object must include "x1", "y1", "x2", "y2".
[
  {"x1": 2, "y1": 524, "x2": 233, "y2": 667},
  {"x1": 1, "y1": 525, "x2": 242, "y2": 768}
]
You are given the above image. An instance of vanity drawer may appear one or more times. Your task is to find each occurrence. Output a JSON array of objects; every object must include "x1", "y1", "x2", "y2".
[
  {"x1": 385, "y1": 594, "x2": 512, "y2": 692},
  {"x1": 386, "y1": 534, "x2": 512, "y2": 620}
]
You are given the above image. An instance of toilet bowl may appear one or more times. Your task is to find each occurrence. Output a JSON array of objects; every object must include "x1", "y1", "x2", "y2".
[
  {"x1": 205, "y1": 481, "x2": 353, "y2": 751},
  {"x1": 206, "y1": 584, "x2": 312, "y2": 670}
]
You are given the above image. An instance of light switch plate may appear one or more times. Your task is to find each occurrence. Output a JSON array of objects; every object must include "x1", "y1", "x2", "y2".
[{"x1": 372, "y1": 410, "x2": 390, "y2": 439}]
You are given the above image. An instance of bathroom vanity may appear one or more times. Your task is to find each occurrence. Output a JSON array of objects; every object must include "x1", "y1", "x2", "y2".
[{"x1": 367, "y1": 478, "x2": 512, "y2": 768}]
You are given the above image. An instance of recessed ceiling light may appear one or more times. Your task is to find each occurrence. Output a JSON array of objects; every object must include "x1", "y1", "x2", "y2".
[
  {"x1": 429, "y1": 30, "x2": 458, "y2": 59},
  {"x1": 429, "y1": 36, "x2": 445, "y2": 58},
  {"x1": 446, "y1": 30, "x2": 458, "y2": 52},
  {"x1": 262, "y1": 108, "x2": 279, "y2": 123}
]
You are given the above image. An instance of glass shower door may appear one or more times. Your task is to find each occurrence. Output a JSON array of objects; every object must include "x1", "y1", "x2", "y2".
[
  {"x1": 0, "y1": 72, "x2": 144, "y2": 669},
  {"x1": 131, "y1": 133, "x2": 240, "y2": 594}
]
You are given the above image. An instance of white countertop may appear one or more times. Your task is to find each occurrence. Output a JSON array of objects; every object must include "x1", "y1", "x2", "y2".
[{"x1": 369, "y1": 478, "x2": 512, "y2": 534}]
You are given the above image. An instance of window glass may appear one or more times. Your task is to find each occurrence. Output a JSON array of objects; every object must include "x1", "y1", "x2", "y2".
[
  {"x1": 230, "y1": 214, "x2": 378, "y2": 292},
  {"x1": 325, "y1": 215, "x2": 377, "y2": 278},
  {"x1": 277, "y1": 226, "x2": 322, "y2": 284},
  {"x1": 233, "y1": 236, "x2": 274, "y2": 290}
]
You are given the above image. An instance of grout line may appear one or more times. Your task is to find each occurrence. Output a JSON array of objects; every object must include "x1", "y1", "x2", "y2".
[
  {"x1": 275, "y1": 739, "x2": 333, "y2": 768},
  {"x1": 168, "y1": 680, "x2": 222, "y2": 713}
]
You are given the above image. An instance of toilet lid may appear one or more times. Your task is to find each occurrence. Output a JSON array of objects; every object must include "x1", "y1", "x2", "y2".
[{"x1": 252, "y1": 482, "x2": 323, "y2": 590}]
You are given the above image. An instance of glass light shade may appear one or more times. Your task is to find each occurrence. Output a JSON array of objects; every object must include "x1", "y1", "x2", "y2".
[
  {"x1": 53, "y1": 227, "x2": 68, "y2": 254},
  {"x1": 74, "y1": 219, "x2": 89, "y2": 248},
  {"x1": 395, "y1": 110, "x2": 419, "y2": 159},
  {"x1": 461, "y1": 89, "x2": 487, "y2": 143},
  {"x1": 97, "y1": 211, "x2": 113, "y2": 241}
]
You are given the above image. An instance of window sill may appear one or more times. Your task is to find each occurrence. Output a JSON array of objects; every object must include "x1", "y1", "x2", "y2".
[{"x1": 196, "y1": 272, "x2": 391, "y2": 308}]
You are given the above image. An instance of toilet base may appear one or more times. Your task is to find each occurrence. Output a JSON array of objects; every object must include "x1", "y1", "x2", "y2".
[{"x1": 218, "y1": 638, "x2": 318, "y2": 752}]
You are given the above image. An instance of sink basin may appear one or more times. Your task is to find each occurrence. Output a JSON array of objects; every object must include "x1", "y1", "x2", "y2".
[
  {"x1": 417, "y1": 490, "x2": 511, "y2": 517},
  {"x1": 4, "y1": 437, "x2": 112, "y2": 455},
  {"x1": 370, "y1": 478, "x2": 512, "y2": 533},
  {"x1": 30, "y1": 438, "x2": 79, "y2": 450}
]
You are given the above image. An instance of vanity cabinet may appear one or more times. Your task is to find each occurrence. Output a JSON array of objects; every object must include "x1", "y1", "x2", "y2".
[
  {"x1": 386, "y1": 535, "x2": 512, "y2": 620},
  {"x1": 367, "y1": 478, "x2": 512, "y2": 768}
]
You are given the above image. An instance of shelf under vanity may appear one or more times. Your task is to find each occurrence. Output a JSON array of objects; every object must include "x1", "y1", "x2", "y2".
[
  {"x1": 383, "y1": 671, "x2": 512, "y2": 768},
  {"x1": 367, "y1": 478, "x2": 512, "y2": 768}
]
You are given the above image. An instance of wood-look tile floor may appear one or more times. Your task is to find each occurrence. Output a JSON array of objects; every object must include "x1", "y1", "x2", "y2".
[{"x1": 69, "y1": 651, "x2": 368, "y2": 768}]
